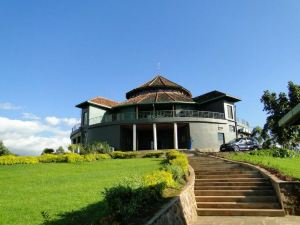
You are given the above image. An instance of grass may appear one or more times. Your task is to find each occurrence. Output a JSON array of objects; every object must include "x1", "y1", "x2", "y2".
[
  {"x1": 0, "y1": 158, "x2": 162, "y2": 225},
  {"x1": 220, "y1": 150, "x2": 300, "y2": 180}
]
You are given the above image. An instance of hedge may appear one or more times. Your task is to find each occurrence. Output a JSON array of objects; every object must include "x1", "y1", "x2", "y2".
[{"x1": 103, "y1": 150, "x2": 188, "y2": 225}]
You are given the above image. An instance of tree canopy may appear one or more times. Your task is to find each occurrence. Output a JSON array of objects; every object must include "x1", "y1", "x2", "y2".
[
  {"x1": 0, "y1": 141, "x2": 11, "y2": 156},
  {"x1": 261, "y1": 81, "x2": 300, "y2": 148}
]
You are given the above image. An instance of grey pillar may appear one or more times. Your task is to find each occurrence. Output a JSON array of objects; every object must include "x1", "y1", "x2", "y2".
[
  {"x1": 133, "y1": 124, "x2": 137, "y2": 151},
  {"x1": 153, "y1": 123, "x2": 157, "y2": 150},
  {"x1": 174, "y1": 123, "x2": 178, "y2": 149}
]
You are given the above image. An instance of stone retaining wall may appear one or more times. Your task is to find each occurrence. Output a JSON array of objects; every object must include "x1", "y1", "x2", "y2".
[
  {"x1": 145, "y1": 165, "x2": 197, "y2": 225},
  {"x1": 279, "y1": 182, "x2": 300, "y2": 215},
  {"x1": 212, "y1": 155, "x2": 300, "y2": 216}
]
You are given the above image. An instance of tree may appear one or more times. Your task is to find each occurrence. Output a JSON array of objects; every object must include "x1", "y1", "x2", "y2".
[
  {"x1": 42, "y1": 148, "x2": 55, "y2": 155},
  {"x1": 251, "y1": 126, "x2": 264, "y2": 144},
  {"x1": 56, "y1": 146, "x2": 65, "y2": 154},
  {"x1": 0, "y1": 141, "x2": 11, "y2": 156},
  {"x1": 261, "y1": 81, "x2": 300, "y2": 148}
]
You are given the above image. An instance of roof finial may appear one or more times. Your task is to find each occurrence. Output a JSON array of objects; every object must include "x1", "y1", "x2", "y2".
[{"x1": 156, "y1": 62, "x2": 161, "y2": 75}]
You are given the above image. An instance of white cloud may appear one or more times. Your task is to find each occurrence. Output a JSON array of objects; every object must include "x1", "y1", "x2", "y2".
[
  {"x1": 0, "y1": 116, "x2": 74, "y2": 155},
  {"x1": 45, "y1": 116, "x2": 61, "y2": 126},
  {"x1": 0, "y1": 102, "x2": 21, "y2": 110},
  {"x1": 22, "y1": 112, "x2": 40, "y2": 120},
  {"x1": 45, "y1": 116, "x2": 80, "y2": 127}
]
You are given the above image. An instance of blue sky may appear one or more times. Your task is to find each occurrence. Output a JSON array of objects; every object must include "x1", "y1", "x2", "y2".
[{"x1": 0, "y1": 0, "x2": 300, "y2": 154}]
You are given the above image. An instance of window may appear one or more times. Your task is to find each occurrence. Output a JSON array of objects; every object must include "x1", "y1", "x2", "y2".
[
  {"x1": 229, "y1": 125, "x2": 236, "y2": 132},
  {"x1": 218, "y1": 133, "x2": 225, "y2": 145},
  {"x1": 83, "y1": 112, "x2": 88, "y2": 126},
  {"x1": 227, "y1": 105, "x2": 234, "y2": 120}
]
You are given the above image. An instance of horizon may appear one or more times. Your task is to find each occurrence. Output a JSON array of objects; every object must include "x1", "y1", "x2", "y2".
[{"x1": 1, "y1": 0, "x2": 300, "y2": 155}]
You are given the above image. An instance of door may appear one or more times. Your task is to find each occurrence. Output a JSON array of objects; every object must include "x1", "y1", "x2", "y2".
[{"x1": 218, "y1": 133, "x2": 225, "y2": 146}]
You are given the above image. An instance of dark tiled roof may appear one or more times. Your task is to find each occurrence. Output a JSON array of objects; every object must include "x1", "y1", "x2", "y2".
[
  {"x1": 117, "y1": 91, "x2": 195, "y2": 107},
  {"x1": 193, "y1": 91, "x2": 240, "y2": 104},
  {"x1": 139, "y1": 75, "x2": 183, "y2": 88},
  {"x1": 90, "y1": 97, "x2": 119, "y2": 107},
  {"x1": 126, "y1": 75, "x2": 192, "y2": 99},
  {"x1": 76, "y1": 97, "x2": 119, "y2": 108}
]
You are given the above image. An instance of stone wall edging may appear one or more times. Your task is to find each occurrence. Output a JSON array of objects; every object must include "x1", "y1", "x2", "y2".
[
  {"x1": 144, "y1": 165, "x2": 198, "y2": 225},
  {"x1": 212, "y1": 155, "x2": 300, "y2": 215}
]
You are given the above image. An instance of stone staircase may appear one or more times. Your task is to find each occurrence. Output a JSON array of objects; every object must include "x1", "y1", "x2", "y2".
[{"x1": 189, "y1": 156, "x2": 285, "y2": 216}]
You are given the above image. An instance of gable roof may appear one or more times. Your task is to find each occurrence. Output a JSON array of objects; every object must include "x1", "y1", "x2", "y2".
[
  {"x1": 126, "y1": 75, "x2": 192, "y2": 99},
  {"x1": 193, "y1": 90, "x2": 241, "y2": 104},
  {"x1": 76, "y1": 96, "x2": 119, "y2": 109}
]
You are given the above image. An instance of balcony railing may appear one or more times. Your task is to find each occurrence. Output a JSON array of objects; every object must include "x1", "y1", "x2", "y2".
[
  {"x1": 87, "y1": 110, "x2": 225, "y2": 126},
  {"x1": 71, "y1": 123, "x2": 81, "y2": 133},
  {"x1": 237, "y1": 118, "x2": 250, "y2": 128}
]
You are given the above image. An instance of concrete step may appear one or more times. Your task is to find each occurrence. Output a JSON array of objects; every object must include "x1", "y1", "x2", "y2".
[
  {"x1": 195, "y1": 190, "x2": 275, "y2": 196},
  {"x1": 195, "y1": 171, "x2": 258, "y2": 175},
  {"x1": 196, "y1": 174, "x2": 260, "y2": 179},
  {"x1": 195, "y1": 178, "x2": 268, "y2": 182},
  {"x1": 194, "y1": 168, "x2": 253, "y2": 174},
  {"x1": 195, "y1": 196, "x2": 278, "y2": 203},
  {"x1": 194, "y1": 185, "x2": 273, "y2": 190},
  {"x1": 195, "y1": 182, "x2": 271, "y2": 186},
  {"x1": 197, "y1": 202, "x2": 281, "y2": 209},
  {"x1": 197, "y1": 208, "x2": 285, "y2": 216}
]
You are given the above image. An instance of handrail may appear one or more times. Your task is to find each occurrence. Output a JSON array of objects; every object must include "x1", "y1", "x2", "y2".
[
  {"x1": 87, "y1": 110, "x2": 225, "y2": 126},
  {"x1": 71, "y1": 123, "x2": 81, "y2": 132}
]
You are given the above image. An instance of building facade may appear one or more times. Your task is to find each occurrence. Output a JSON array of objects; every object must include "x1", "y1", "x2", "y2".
[{"x1": 70, "y1": 75, "x2": 251, "y2": 151}]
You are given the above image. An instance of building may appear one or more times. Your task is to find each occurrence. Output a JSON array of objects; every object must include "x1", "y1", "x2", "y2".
[{"x1": 70, "y1": 75, "x2": 251, "y2": 151}]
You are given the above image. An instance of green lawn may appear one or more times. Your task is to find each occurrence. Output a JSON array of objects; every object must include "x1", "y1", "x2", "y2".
[
  {"x1": 223, "y1": 151, "x2": 300, "y2": 180},
  {"x1": 0, "y1": 158, "x2": 162, "y2": 225}
]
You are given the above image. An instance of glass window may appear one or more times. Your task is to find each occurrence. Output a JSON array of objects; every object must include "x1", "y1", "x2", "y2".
[
  {"x1": 229, "y1": 125, "x2": 236, "y2": 132},
  {"x1": 227, "y1": 105, "x2": 234, "y2": 119},
  {"x1": 83, "y1": 112, "x2": 88, "y2": 126}
]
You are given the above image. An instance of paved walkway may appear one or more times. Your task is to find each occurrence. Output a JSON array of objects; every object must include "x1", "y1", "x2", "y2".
[{"x1": 195, "y1": 216, "x2": 300, "y2": 225}]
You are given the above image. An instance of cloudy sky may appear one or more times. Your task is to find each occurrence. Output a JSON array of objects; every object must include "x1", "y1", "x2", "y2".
[
  {"x1": 0, "y1": 103, "x2": 79, "y2": 155},
  {"x1": 1, "y1": 1, "x2": 300, "y2": 155}
]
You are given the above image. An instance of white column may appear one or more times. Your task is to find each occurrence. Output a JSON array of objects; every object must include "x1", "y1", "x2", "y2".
[
  {"x1": 174, "y1": 123, "x2": 178, "y2": 149},
  {"x1": 153, "y1": 123, "x2": 157, "y2": 150},
  {"x1": 133, "y1": 124, "x2": 137, "y2": 151}
]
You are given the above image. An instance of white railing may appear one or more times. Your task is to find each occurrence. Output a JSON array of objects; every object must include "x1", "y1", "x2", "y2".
[{"x1": 88, "y1": 110, "x2": 225, "y2": 126}]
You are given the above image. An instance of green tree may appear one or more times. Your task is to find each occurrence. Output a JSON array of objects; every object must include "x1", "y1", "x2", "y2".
[
  {"x1": 0, "y1": 141, "x2": 11, "y2": 156},
  {"x1": 42, "y1": 148, "x2": 55, "y2": 155},
  {"x1": 56, "y1": 146, "x2": 65, "y2": 154},
  {"x1": 261, "y1": 81, "x2": 300, "y2": 148}
]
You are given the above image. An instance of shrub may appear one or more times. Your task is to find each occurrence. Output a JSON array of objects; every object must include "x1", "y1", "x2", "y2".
[
  {"x1": 38, "y1": 154, "x2": 67, "y2": 163},
  {"x1": 103, "y1": 176, "x2": 164, "y2": 224},
  {"x1": 110, "y1": 151, "x2": 138, "y2": 159},
  {"x1": 83, "y1": 153, "x2": 111, "y2": 161},
  {"x1": 0, "y1": 155, "x2": 39, "y2": 165},
  {"x1": 165, "y1": 151, "x2": 189, "y2": 175},
  {"x1": 67, "y1": 144, "x2": 84, "y2": 154},
  {"x1": 42, "y1": 148, "x2": 55, "y2": 155},
  {"x1": 65, "y1": 153, "x2": 85, "y2": 163},
  {"x1": 163, "y1": 164, "x2": 185, "y2": 184},
  {"x1": 272, "y1": 148, "x2": 297, "y2": 158},
  {"x1": 83, "y1": 141, "x2": 113, "y2": 154},
  {"x1": 166, "y1": 150, "x2": 181, "y2": 160},
  {"x1": 143, "y1": 170, "x2": 176, "y2": 188},
  {"x1": 143, "y1": 151, "x2": 165, "y2": 158},
  {"x1": 249, "y1": 149, "x2": 274, "y2": 157},
  {"x1": 83, "y1": 154, "x2": 97, "y2": 162},
  {"x1": 94, "y1": 153, "x2": 111, "y2": 160}
]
